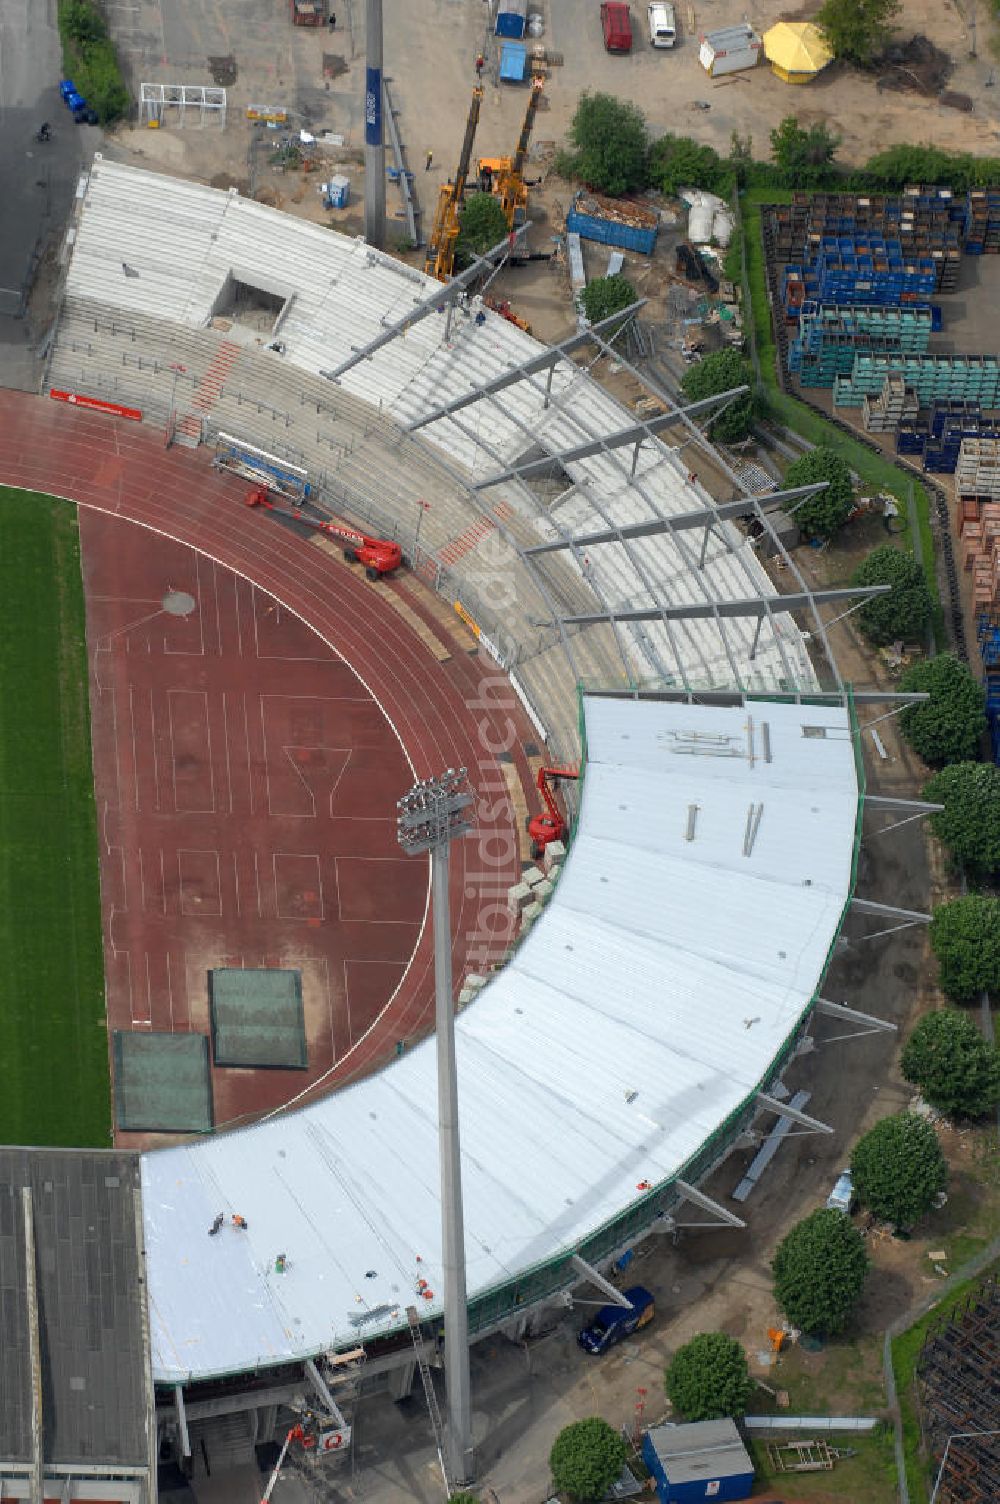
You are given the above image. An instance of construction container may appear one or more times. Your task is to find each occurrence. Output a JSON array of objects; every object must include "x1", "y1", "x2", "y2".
[
  {"x1": 499, "y1": 41, "x2": 529, "y2": 81},
  {"x1": 566, "y1": 191, "x2": 658, "y2": 254},
  {"x1": 495, "y1": 0, "x2": 528, "y2": 38},
  {"x1": 698, "y1": 24, "x2": 762, "y2": 75},
  {"x1": 644, "y1": 1420, "x2": 754, "y2": 1502}
]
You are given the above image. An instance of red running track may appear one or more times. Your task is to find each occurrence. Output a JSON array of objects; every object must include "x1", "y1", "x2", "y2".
[{"x1": 0, "y1": 391, "x2": 532, "y2": 1141}]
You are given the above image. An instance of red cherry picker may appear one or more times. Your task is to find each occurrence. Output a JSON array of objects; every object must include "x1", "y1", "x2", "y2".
[
  {"x1": 528, "y1": 765, "x2": 579, "y2": 859},
  {"x1": 244, "y1": 485, "x2": 404, "y2": 580}
]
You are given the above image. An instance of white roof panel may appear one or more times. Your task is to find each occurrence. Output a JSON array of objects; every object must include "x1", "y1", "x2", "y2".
[{"x1": 142, "y1": 696, "x2": 858, "y2": 1381}]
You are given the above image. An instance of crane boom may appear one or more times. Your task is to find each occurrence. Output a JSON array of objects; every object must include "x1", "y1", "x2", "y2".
[
  {"x1": 425, "y1": 86, "x2": 484, "y2": 282},
  {"x1": 528, "y1": 765, "x2": 578, "y2": 856},
  {"x1": 512, "y1": 75, "x2": 544, "y2": 180}
]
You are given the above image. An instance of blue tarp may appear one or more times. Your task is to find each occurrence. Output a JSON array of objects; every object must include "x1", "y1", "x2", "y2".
[{"x1": 499, "y1": 41, "x2": 528, "y2": 80}]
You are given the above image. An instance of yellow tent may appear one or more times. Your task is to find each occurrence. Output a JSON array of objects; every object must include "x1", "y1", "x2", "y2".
[{"x1": 763, "y1": 21, "x2": 833, "y2": 83}]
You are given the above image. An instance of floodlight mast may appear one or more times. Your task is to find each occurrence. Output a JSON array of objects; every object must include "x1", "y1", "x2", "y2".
[{"x1": 396, "y1": 768, "x2": 475, "y2": 1486}]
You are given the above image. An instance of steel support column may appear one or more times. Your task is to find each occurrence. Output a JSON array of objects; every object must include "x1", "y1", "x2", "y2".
[
  {"x1": 851, "y1": 897, "x2": 932, "y2": 923},
  {"x1": 363, "y1": 0, "x2": 386, "y2": 248},
  {"x1": 404, "y1": 301, "x2": 647, "y2": 431},
  {"x1": 570, "y1": 1255, "x2": 634, "y2": 1308},
  {"x1": 471, "y1": 388, "x2": 751, "y2": 488},
  {"x1": 673, "y1": 1180, "x2": 746, "y2": 1228},
  {"x1": 558, "y1": 584, "x2": 891, "y2": 627},
  {"x1": 757, "y1": 1093, "x2": 834, "y2": 1134},
  {"x1": 523, "y1": 484, "x2": 827, "y2": 556},
  {"x1": 815, "y1": 998, "x2": 897, "y2": 1034},
  {"x1": 321, "y1": 227, "x2": 528, "y2": 383}
]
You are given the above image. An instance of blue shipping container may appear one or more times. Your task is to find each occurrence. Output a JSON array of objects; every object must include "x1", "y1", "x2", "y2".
[
  {"x1": 643, "y1": 1420, "x2": 754, "y2": 1503},
  {"x1": 565, "y1": 209, "x2": 657, "y2": 255},
  {"x1": 495, "y1": 0, "x2": 527, "y2": 37},
  {"x1": 499, "y1": 41, "x2": 528, "y2": 81}
]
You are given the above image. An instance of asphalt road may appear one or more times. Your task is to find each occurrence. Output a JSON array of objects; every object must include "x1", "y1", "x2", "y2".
[{"x1": 0, "y1": 0, "x2": 94, "y2": 386}]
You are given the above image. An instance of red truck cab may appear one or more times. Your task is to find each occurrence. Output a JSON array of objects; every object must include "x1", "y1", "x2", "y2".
[{"x1": 601, "y1": 1, "x2": 633, "y2": 51}]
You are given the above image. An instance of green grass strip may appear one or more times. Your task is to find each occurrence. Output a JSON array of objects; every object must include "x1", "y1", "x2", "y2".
[
  {"x1": 740, "y1": 189, "x2": 943, "y2": 648},
  {"x1": 0, "y1": 486, "x2": 109, "y2": 1146}
]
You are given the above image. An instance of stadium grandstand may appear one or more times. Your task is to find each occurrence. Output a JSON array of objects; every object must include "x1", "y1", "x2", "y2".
[{"x1": 0, "y1": 156, "x2": 916, "y2": 1489}]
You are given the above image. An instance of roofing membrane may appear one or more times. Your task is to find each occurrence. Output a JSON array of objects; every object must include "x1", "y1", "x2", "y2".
[{"x1": 142, "y1": 695, "x2": 859, "y2": 1382}]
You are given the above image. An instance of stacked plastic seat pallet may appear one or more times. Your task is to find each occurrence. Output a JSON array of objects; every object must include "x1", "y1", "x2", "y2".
[
  {"x1": 965, "y1": 190, "x2": 1000, "y2": 255},
  {"x1": 789, "y1": 302, "x2": 933, "y2": 387},
  {"x1": 770, "y1": 186, "x2": 966, "y2": 294},
  {"x1": 834, "y1": 355, "x2": 1000, "y2": 409},
  {"x1": 863, "y1": 375, "x2": 917, "y2": 433}
]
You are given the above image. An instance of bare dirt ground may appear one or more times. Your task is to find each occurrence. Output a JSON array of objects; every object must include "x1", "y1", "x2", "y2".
[{"x1": 94, "y1": 0, "x2": 1000, "y2": 249}]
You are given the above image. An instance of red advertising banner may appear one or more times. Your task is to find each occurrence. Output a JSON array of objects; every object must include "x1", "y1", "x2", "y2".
[{"x1": 49, "y1": 389, "x2": 142, "y2": 421}]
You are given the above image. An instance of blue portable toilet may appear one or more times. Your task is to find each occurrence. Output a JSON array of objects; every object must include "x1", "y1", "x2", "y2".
[
  {"x1": 642, "y1": 1419, "x2": 754, "y2": 1502},
  {"x1": 499, "y1": 41, "x2": 528, "y2": 82},
  {"x1": 495, "y1": 0, "x2": 527, "y2": 37}
]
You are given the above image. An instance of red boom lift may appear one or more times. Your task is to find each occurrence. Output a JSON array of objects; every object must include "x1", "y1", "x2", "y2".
[
  {"x1": 245, "y1": 486, "x2": 403, "y2": 580},
  {"x1": 529, "y1": 766, "x2": 579, "y2": 858}
]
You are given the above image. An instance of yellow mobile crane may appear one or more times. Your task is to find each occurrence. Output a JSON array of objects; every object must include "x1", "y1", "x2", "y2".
[
  {"x1": 424, "y1": 86, "x2": 484, "y2": 282},
  {"x1": 477, "y1": 76, "x2": 544, "y2": 237}
]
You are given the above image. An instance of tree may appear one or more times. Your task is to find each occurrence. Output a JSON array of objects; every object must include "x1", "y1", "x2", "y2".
[
  {"x1": 850, "y1": 544, "x2": 932, "y2": 645},
  {"x1": 772, "y1": 1209, "x2": 868, "y2": 1337},
  {"x1": 817, "y1": 0, "x2": 901, "y2": 65},
  {"x1": 728, "y1": 129, "x2": 754, "y2": 189},
  {"x1": 648, "y1": 133, "x2": 727, "y2": 196},
  {"x1": 850, "y1": 1112, "x2": 947, "y2": 1228},
  {"x1": 549, "y1": 1417, "x2": 628, "y2": 1502},
  {"x1": 449, "y1": 1495, "x2": 479, "y2": 1504},
  {"x1": 454, "y1": 192, "x2": 509, "y2": 265},
  {"x1": 581, "y1": 273, "x2": 638, "y2": 325},
  {"x1": 924, "y1": 762, "x2": 1000, "y2": 874},
  {"x1": 902, "y1": 1010, "x2": 1000, "y2": 1119},
  {"x1": 781, "y1": 446, "x2": 854, "y2": 539},
  {"x1": 928, "y1": 894, "x2": 1000, "y2": 1002},
  {"x1": 665, "y1": 1332, "x2": 754, "y2": 1421},
  {"x1": 557, "y1": 92, "x2": 649, "y2": 197},
  {"x1": 770, "y1": 116, "x2": 840, "y2": 187},
  {"x1": 899, "y1": 654, "x2": 987, "y2": 766},
  {"x1": 680, "y1": 349, "x2": 759, "y2": 444}
]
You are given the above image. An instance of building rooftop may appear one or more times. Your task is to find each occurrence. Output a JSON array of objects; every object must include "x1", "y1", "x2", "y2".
[
  {"x1": 0, "y1": 1148, "x2": 153, "y2": 1471},
  {"x1": 142, "y1": 694, "x2": 859, "y2": 1382}
]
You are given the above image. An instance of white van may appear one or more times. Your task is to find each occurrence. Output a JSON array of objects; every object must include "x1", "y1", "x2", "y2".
[{"x1": 648, "y1": 1, "x2": 677, "y2": 46}]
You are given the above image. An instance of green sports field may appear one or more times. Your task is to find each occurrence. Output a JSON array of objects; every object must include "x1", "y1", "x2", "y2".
[{"x1": 0, "y1": 486, "x2": 109, "y2": 1146}]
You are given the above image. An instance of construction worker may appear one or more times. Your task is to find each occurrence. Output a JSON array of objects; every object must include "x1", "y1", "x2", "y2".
[
  {"x1": 275, "y1": 1253, "x2": 288, "y2": 1274},
  {"x1": 425, "y1": 149, "x2": 433, "y2": 171},
  {"x1": 475, "y1": 53, "x2": 485, "y2": 78},
  {"x1": 232, "y1": 1213, "x2": 248, "y2": 1231},
  {"x1": 208, "y1": 1213, "x2": 224, "y2": 1236}
]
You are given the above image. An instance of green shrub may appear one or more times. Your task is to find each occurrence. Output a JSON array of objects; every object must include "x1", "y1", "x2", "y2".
[
  {"x1": 782, "y1": 446, "x2": 854, "y2": 539},
  {"x1": 772, "y1": 1209, "x2": 868, "y2": 1336},
  {"x1": 57, "y1": 0, "x2": 130, "y2": 123},
  {"x1": 851, "y1": 1112, "x2": 947, "y2": 1228},
  {"x1": 681, "y1": 348, "x2": 759, "y2": 443},
  {"x1": 557, "y1": 92, "x2": 649, "y2": 196},
  {"x1": 665, "y1": 1332, "x2": 754, "y2": 1421},
  {"x1": 928, "y1": 894, "x2": 1000, "y2": 1001},
  {"x1": 454, "y1": 192, "x2": 509, "y2": 265},
  {"x1": 581, "y1": 273, "x2": 637, "y2": 325},
  {"x1": 901, "y1": 1009, "x2": 1000, "y2": 1118},
  {"x1": 851, "y1": 545, "x2": 932, "y2": 645},
  {"x1": 648, "y1": 133, "x2": 729, "y2": 196},
  {"x1": 549, "y1": 1417, "x2": 628, "y2": 1501},
  {"x1": 899, "y1": 654, "x2": 986, "y2": 766}
]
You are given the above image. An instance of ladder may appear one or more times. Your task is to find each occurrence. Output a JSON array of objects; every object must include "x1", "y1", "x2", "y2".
[{"x1": 407, "y1": 1305, "x2": 451, "y2": 1496}]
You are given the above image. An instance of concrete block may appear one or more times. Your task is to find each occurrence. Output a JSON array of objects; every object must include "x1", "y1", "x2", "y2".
[
  {"x1": 532, "y1": 879, "x2": 554, "y2": 903},
  {"x1": 507, "y1": 881, "x2": 533, "y2": 915},
  {"x1": 522, "y1": 866, "x2": 546, "y2": 887},
  {"x1": 546, "y1": 863, "x2": 561, "y2": 883},
  {"x1": 543, "y1": 840, "x2": 566, "y2": 871},
  {"x1": 520, "y1": 901, "x2": 544, "y2": 931},
  {"x1": 464, "y1": 973, "x2": 487, "y2": 991}
]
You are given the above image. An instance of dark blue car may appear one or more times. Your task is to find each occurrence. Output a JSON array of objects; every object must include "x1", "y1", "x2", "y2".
[{"x1": 577, "y1": 1285, "x2": 654, "y2": 1354}]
